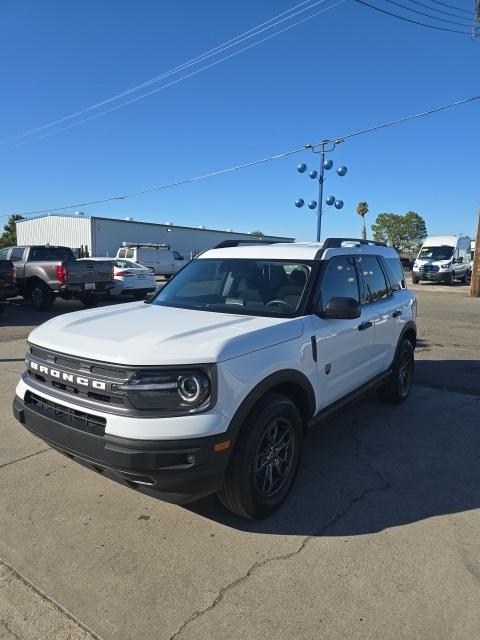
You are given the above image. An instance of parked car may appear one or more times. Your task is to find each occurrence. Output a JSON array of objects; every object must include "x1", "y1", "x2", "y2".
[
  {"x1": 116, "y1": 243, "x2": 186, "y2": 277},
  {"x1": 0, "y1": 245, "x2": 114, "y2": 310},
  {"x1": 0, "y1": 259, "x2": 17, "y2": 315},
  {"x1": 412, "y1": 235, "x2": 471, "y2": 285},
  {"x1": 80, "y1": 258, "x2": 157, "y2": 299},
  {"x1": 13, "y1": 237, "x2": 416, "y2": 519}
]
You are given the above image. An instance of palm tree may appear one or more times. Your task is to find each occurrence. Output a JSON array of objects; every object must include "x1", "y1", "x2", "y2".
[{"x1": 356, "y1": 202, "x2": 369, "y2": 240}]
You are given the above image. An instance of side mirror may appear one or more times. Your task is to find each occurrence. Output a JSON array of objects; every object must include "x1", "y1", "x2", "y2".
[
  {"x1": 320, "y1": 297, "x2": 361, "y2": 320},
  {"x1": 457, "y1": 256, "x2": 463, "y2": 263}
]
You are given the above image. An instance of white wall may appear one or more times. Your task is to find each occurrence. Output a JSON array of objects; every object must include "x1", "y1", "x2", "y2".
[
  {"x1": 16, "y1": 216, "x2": 92, "y2": 251},
  {"x1": 91, "y1": 218, "x2": 293, "y2": 257}
]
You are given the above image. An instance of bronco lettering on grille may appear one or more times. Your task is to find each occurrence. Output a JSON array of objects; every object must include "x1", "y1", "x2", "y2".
[{"x1": 29, "y1": 360, "x2": 106, "y2": 390}]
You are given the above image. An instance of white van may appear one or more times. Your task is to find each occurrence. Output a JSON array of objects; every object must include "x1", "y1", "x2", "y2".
[
  {"x1": 412, "y1": 235, "x2": 471, "y2": 285},
  {"x1": 116, "y1": 243, "x2": 186, "y2": 276}
]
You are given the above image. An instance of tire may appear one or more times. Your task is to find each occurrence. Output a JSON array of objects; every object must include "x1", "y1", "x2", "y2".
[
  {"x1": 449, "y1": 271, "x2": 455, "y2": 286},
  {"x1": 412, "y1": 276, "x2": 419, "y2": 284},
  {"x1": 133, "y1": 292, "x2": 147, "y2": 300},
  {"x1": 79, "y1": 292, "x2": 97, "y2": 308},
  {"x1": 379, "y1": 339, "x2": 414, "y2": 405},
  {"x1": 29, "y1": 281, "x2": 54, "y2": 311},
  {"x1": 0, "y1": 303, "x2": 4, "y2": 316},
  {"x1": 218, "y1": 393, "x2": 303, "y2": 519},
  {"x1": 460, "y1": 271, "x2": 467, "y2": 284}
]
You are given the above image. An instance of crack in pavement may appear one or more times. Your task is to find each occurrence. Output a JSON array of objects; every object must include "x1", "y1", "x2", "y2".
[
  {"x1": 0, "y1": 619, "x2": 22, "y2": 640},
  {"x1": 169, "y1": 420, "x2": 390, "y2": 640},
  {"x1": 0, "y1": 448, "x2": 50, "y2": 471},
  {"x1": 0, "y1": 559, "x2": 102, "y2": 640}
]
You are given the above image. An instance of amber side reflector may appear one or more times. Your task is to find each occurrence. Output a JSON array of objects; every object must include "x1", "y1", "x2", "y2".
[{"x1": 213, "y1": 440, "x2": 231, "y2": 453}]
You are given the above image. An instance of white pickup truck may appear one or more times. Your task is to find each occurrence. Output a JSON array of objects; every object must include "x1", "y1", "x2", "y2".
[{"x1": 13, "y1": 238, "x2": 417, "y2": 519}]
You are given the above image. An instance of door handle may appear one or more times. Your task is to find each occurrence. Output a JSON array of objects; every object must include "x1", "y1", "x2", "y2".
[
  {"x1": 392, "y1": 309, "x2": 402, "y2": 318},
  {"x1": 358, "y1": 321, "x2": 373, "y2": 331}
]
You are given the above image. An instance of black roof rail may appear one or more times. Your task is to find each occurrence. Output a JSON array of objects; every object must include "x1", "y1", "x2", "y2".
[
  {"x1": 322, "y1": 237, "x2": 387, "y2": 249},
  {"x1": 314, "y1": 237, "x2": 388, "y2": 260},
  {"x1": 213, "y1": 239, "x2": 285, "y2": 249}
]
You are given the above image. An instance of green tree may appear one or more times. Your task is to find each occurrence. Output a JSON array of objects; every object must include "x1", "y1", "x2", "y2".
[
  {"x1": 356, "y1": 201, "x2": 369, "y2": 240},
  {"x1": 0, "y1": 214, "x2": 23, "y2": 248},
  {"x1": 371, "y1": 211, "x2": 427, "y2": 253}
]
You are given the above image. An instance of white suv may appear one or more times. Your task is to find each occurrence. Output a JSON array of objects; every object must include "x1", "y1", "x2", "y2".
[{"x1": 13, "y1": 238, "x2": 417, "y2": 519}]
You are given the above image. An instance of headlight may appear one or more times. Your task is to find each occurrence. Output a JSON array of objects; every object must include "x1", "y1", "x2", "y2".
[
  {"x1": 440, "y1": 263, "x2": 451, "y2": 269},
  {"x1": 122, "y1": 369, "x2": 213, "y2": 413}
]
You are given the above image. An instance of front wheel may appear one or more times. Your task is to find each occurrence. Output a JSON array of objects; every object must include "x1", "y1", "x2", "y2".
[
  {"x1": 218, "y1": 393, "x2": 303, "y2": 519},
  {"x1": 412, "y1": 276, "x2": 419, "y2": 285},
  {"x1": 449, "y1": 271, "x2": 456, "y2": 286},
  {"x1": 379, "y1": 339, "x2": 414, "y2": 404}
]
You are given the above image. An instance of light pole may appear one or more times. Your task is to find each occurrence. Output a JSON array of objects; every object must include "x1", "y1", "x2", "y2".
[{"x1": 295, "y1": 141, "x2": 347, "y2": 242}]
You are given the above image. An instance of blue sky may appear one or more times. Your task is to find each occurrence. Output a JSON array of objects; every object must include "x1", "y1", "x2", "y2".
[{"x1": 0, "y1": 0, "x2": 478, "y2": 241}]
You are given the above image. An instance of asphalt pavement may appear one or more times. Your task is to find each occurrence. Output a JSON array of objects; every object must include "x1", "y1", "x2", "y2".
[{"x1": 0, "y1": 282, "x2": 479, "y2": 639}]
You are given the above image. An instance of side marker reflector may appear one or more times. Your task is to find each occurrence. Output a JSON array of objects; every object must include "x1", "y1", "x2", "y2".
[{"x1": 213, "y1": 440, "x2": 231, "y2": 453}]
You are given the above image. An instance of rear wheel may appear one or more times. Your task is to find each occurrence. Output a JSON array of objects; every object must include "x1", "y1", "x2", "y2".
[
  {"x1": 379, "y1": 339, "x2": 414, "y2": 404},
  {"x1": 79, "y1": 292, "x2": 97, "y2": 308},
  {"x1": 133, "y1": 291, "x2": 147, "y2": 300},
  {"x1": 412, "y1": 276, "x2": 419, "y2": 284},
  {"x1": 29, "y1": 281, "x2": 54, "y2": 311},
  {"x1": 218, "y1": 393, "x2": 303, "y2": 519}
]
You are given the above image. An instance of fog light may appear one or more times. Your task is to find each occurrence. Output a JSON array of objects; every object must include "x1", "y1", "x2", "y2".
[{"x1": 186, "y1": 454, "x2": 195, "y2": 464}]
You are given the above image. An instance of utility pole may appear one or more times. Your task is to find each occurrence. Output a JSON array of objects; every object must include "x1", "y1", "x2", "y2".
[
  {"x1": 295, "y1": 140, "x2": 347, "y2": 242},
  {"x1": 470, "y1": 211, "x2": 480, "y2": 297}
]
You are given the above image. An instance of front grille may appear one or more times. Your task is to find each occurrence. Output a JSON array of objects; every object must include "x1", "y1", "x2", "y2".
[
  {"x1": 419, "y1": 264, "x2": 439, "y2": 273},
  {"x1": 25, "y1": 391, "x2": 106, "y2": 437},
  {"x1": 27, "y1": 345, "x2": 132, "y2": 409}
]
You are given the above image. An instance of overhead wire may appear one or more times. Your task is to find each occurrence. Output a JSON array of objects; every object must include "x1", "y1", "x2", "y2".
[
  {"x1": 353, "y1": 0, "x2": 474, "y2": 33},
  {"x1": 380, "y1": 0, "x2": 478, "y2": 27},
  {"x1": 0, "y1": 0, "x2": 339, "y2": 149},
  {"x1": 401, "y1": 0, "x2": 478, "y2": 23},
  {"x1": 428, "y1": 0, "x2": 475, "y2": 14},
  {"x1": 2, "y1": 93, "x2": 479, "y2": 219}
]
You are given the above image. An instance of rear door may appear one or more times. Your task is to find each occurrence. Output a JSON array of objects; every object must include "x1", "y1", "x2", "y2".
[
  {"x1": 357, "y1": 255, "x2": 399, "y2": 375},
  {"x1": 310, "y1": 256, "x2": 375, "y2": 407}
]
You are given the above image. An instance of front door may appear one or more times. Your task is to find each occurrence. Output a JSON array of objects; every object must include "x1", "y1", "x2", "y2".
[
  {"x1": 356, "y1": 255, "x2": 399, "y2": 375},
  {"x1": 310, "y1": 256, "x2": 375, "y2": 409}
]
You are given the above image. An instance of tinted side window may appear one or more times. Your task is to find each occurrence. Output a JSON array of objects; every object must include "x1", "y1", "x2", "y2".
[
  {"x1": 319, "y1": 257, "x2": 360, "y2": 312},
  {"x1": 10, "y1": 248, "x2": 25, "y2": 262},
  {"x1": 118, "y1": 249, "x2": 126, "y2": 258},
  {"x1": 384, "y1": 258, "x2": 406, "y2": 291},
  {"x1": 126, "y1": 249, "x2": 134, "y2": 259},
  {"x1": 0, "y1": 248, "x2": 10, "y2": 260},
  {"x1": 359, "y1": 256, "x2": 388, "y2": 303}
]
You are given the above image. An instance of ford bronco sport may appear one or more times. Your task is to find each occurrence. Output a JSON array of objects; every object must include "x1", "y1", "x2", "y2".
[{"x1": 13, "y1": 238, "x2": 417, "y2": 519}]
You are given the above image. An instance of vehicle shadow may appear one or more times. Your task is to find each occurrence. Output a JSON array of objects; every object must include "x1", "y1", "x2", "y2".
[{"x1": 186, "y1": 364, "x2": 480, "y2": 537}]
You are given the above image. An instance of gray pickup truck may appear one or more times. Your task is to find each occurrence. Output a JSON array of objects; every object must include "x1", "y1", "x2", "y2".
[{"x1": 0, "y1": 245, "x2": 114, "y2": 310}]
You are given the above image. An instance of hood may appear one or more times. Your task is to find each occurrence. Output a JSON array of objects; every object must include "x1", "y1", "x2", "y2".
[{"x1": 28, "y1": 302, "x2": 304, "y2": 365}]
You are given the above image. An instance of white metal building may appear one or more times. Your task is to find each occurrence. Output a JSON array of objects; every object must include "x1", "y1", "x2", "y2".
[{"x1": 16, "y1": 214, "x2": 294, "y2": 258}]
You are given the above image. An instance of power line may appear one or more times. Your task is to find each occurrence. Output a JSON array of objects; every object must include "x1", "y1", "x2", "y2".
[
  {"x1": 381, "y1": 0, "x2": 478, "y2": 27},
  {"x1": 0, "y1": 0, "x2": 338, "y2": 149},
  {"x1": 2, "y1": 93, "x2": 478, "y2": 220},
  {"x1": 428, "y1": 0, "x2": 475, "y2": 15},
  {"x1": 354, "y1": 0, "x2": 474, "y2": 33},
  {"x1": 402, "y1": 0, "x2": 478, "y2": 23}
]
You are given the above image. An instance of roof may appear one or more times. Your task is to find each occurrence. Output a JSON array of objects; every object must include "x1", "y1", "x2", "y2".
[
  {"x1": 16, "y1": 214, "x2": 294, "y2": 241},
  {"x1": 199, "y1": 240, "x2": 400, "y2": 261}
]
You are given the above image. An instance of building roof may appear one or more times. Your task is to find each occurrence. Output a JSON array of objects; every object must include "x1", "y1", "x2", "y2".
[{"x1": 16, "y1": 214, "x2": 294, "y2": 241}]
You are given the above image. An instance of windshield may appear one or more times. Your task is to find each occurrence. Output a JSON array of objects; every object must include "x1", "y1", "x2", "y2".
[
  {"x1": 151, "y1": 258, "x2": 313, "y2": 316},
  {"x1": 418, "y1": 246, "x2": 454, "y2": 261}
]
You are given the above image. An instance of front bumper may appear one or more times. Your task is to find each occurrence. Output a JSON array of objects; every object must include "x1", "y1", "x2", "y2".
[
  {"x1": 413, "y1": 270, "x2": 450, "y2": 282},
  {"x1": 13, "y1": 395, "x2": 235, "y2": 504}
]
